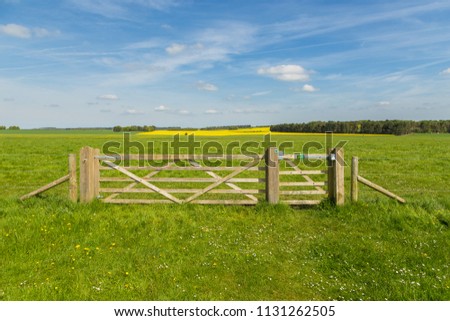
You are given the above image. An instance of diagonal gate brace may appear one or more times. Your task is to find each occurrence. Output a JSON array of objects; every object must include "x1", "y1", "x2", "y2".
[
  {"x1": 102, "y1": 160, "x2": 182, "y2": 204},
  {"x1": 184, "y1": 157, "x2": 261, "y2": 203}
]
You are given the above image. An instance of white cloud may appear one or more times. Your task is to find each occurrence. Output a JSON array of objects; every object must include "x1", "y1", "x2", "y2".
[
  {"x1": 302, "y1": 84, "x2": 318, "y2": 92},
  {"x1": 440, "y1": 68, "x2": 450, "y2": 75},
  {"x1": 378, "y1": 101, "x2": 391, "y2": 106},
  {"x1": 33, "y1": 27, "x2": 60, "y2": 38},
  {"x1": 0, "y1": 24, "x2": 60, "y2": 39},
  {"x1": 161, "y1": 23, "x2": 172, "y2": 30},
  {"x1": 257, "y1": 64, "x2": 310, "y2": 82},
  {"x1": 0, "y1": 24, "x2": 31, "y2": 38},
  {"x1": 97, "y1": 94, "x2": 119, "y2": 100},
  {"x1": 154, "y1": 105, "x2": 168, "y2": 111},
  {"x1": 166, "y1": 43, "x2": 186, "y2": 55},
  {"x1": 204, "y1": 109, "x2": 220, "y2": 114},
  {"x1": 251, "y1": 91, "x2": 271, "y2": 97},
  {"x1": 123, "y1": 109, "x2": 144, "y2": 115},
  {"x1": 178, "y1": 109, "x2": 191, "y2": 115},
  {"x1": 197, "y1": 81, "x2": 218, "y2": 91}
]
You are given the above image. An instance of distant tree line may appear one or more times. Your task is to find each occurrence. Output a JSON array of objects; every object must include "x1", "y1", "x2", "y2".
[
  {"x1": 0, "y1": 125, "x2": 20, "y2": 130},
  {"x1": 113, "y1": 125, "x2": 156, "y2": 132},
  {"x1": 270, "y1": 120, "x2": 450, "y2": 136}
]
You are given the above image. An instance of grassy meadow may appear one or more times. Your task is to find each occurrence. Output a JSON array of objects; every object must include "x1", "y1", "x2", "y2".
[{"x1": 0, "y1": 129, "x2": 449, "y2": 300}]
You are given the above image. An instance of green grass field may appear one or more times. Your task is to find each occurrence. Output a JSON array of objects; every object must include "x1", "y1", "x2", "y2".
[{"x1": 0, "y1": 130, "x2": 449, "y2": 300}]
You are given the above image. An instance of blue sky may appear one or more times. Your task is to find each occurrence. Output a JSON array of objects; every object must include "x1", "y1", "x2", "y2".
[{"x1": 1, "y1": 0, "x2": 450, "y2": 128}]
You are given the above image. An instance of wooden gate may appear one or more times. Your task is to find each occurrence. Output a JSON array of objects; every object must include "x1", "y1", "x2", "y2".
[{"x1": 78, "y1": 146, "x2": 345, "y2": 205}]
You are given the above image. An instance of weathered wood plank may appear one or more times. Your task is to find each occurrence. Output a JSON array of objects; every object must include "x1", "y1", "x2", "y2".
[
  {"x1": 100, "y1": 154, "x2": 262, "y2": 161},
  {"x1": 79, "y1": 146, "x2": 96, "y2": 203},
  {"x1": 279, "y1": 181, "x2": 326, "y2": 187},
  {"x1": 265, "y1": 147, "x2": 279, "y2": 204},
  {"x1": 102, "y1": 199, "x2": 258, "y2": 205},
  {"x1": 190, "y1": 200, "x2": 258, "y2": 205},
  {"x1": 102, "y1": 199, "x2": 173, "y2": 204},
  {"x1": 100, "y1": 188, "x2": 262, "y2": 194},
  {"x1": 281, "y1": 200, "x2": 322, "y2": 205},
  {"x1": 351, "y1": 156, "x2": 358, "y2": 202},
  {"x1": 280, "y1": 190, "x2": 327, "y2": 195},
  {"x1": 100, "y1": 177, "x2": 264, "y2": 183},
  {"x1": 103, "y1": 170, "x2": 161, "y2": 201},
  {"x1": 100, "y1": 177, "x2": 217, "y2": 182},
  {"x1": 185, "y1": 157, "x2": 261, "y2": 203},
  {"x1": 99, "y1": 166, "x2": 261, "y2": 171},
  {"x1": 279, "y1": 170, "x2": 326, "y2": 175},
  {"x1": 189, "y1": 160, "x2": 259, "y2": 202},
  {"x1": 102, "y1": 160, "x2": 182, "y2": 204},
  {"x1": 285, "y1": 159, "x2": 326, "y2": 194},
  {"x1": 68, "y1": 153, "x2": 77, "y2": 202},
  {"x1": 334, "y1": 148, "x2": 345, "y2": 205},
  {"x1": 357, "y1": 175, "x2": 406, "y2": 204},
  {"x1": 20, "y1": 175, "x2": 70, "y2": 201}
]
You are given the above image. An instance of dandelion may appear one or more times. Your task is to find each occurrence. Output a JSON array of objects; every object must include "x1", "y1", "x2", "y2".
[{"x1": 75, "y1": 244, "x2": 80, "y2": 249}]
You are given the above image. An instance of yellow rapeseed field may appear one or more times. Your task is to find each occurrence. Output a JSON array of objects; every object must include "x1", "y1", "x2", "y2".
[
  {"x1": 139, "y1": 127, "x2": 387, "y2": 137},
  {"x1": 140, "y1": 127, "x2": 272, "y2": 136}
]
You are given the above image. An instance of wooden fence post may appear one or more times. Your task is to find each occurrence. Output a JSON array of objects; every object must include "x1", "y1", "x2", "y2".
[
  {"x1": 265, "y1": 147, "x2": 279, "y2": 204},
  {"x1": 94, "y1": 148, "x2": 100, "y2": 198},
  {"x1": 329, "y1": 147, "x2": 345, "y2": 205},
  {"x1": 69, "y1": 153, "x2": 77, "y2": 202},
  {"x1": 351, "y1": 156, "x2": 358, "y2": 202},
  {"x1": 79, "y1": 146, "x2": 99, "y2": 203},
  {"x1": 327, "y1": 147, "x2": 335, "y2": 203}
]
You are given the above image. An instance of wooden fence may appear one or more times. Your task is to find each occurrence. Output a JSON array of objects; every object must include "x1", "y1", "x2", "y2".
[
  {"x1": 350, "y1": 156, "x2": 406, "y2": 204},
  {"x1": 20, "y1": 147, "x2": 407, "y2": 205},
  {"x1": 20, "y1": 146, "x2": 347, "y2": 206}
]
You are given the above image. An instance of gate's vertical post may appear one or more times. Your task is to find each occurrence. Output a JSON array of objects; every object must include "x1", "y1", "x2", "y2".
[
  {"x1": 333, "y1": 147, "x2": 345, "y2": 205},
  {"x1": 351, "y1": 156, "x2": 358, "y2": 202},
  {"x1": 265, "y1": 147, "x2": 279, "y2": 204},
  {"x1": 327, "y1": 148, "x2": 335, "y2": 203},
  {"x1": 93, "y1": 148, "x2": 100, "y2": 198},
  {"x1": 68, "y1": 153, "x2": 77, "y2": 202},
  {"x1": 79, "y1": 146, "x2": 97, "y2": 203}
]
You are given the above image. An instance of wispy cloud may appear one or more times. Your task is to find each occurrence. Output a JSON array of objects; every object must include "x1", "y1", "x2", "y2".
[
  {"x1": 204, "y1": 109, "x2": 220, "y2": 114},
  {"x1": 165, "y1": 43, "x2": 186, "y2": 55},
  {"x1": 154, "y1": 105, "x2": 169, "y2": 111},
  {"x1": 70, "y1": 0, "x2": 179, "y2": 18},
  {"x1": 440, "y1": 68, "x2": 450, "y2": 75},
  {"x1": 258, "y1": 65, "x2": 310, "y2": 82},
  {"x1": 0, "y1": 23, "x2": 55, "y2": 39},
  {"x1": 197, "y1": 81, "x2": 218, "y2": 91},
  {"x1": 302, "y1": 84, "x2": 318, "y2": 92},
  {"x1": 123, "y1": 108, "x2": 144, "y2": 115},
  {"x1": 232, "y1": 107, "x2": 278, "y2": 114},
  {"x1": 250, "y1": 91, "x2": 271, "y2": 97},
  {"x1": 97, "y1": 94, "x2": 119, "y2": 100},
  {"x1": 268, "y1": 2, "x2": 450, "y2": 42}
]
